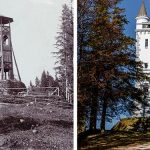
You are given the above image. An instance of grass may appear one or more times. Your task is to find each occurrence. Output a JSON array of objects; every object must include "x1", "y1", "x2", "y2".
[
  {"x1": 78, "y1": 130, "x2": 150, "y2": 150},
  {"x1": 0, "y1": 96, "x2": 73, "y2": 149},
  {"x1": 112, "y1": 117, "x2": 150, "y2": 132},
  {"x1": 112, "y1": 118, "x2": 138, "y2": 131},
  {"x1": 78, "y1": 117, "x2": 150, "y2": 150}
]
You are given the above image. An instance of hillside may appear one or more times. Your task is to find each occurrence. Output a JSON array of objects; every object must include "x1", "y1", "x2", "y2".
[
  {"x1": 112, "y1": 117, "x2": 150, "y2": 132},
  {"x1": 78, "y1": 117, "x2": 150, "y2": 150},
  {"x1": 0, "y1": 95, "x2": 73, "y2": 149}
]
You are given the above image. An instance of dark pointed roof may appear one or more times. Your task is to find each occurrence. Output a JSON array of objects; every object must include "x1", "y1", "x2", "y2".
[
  {"x1": 137, "y1": 0, "x2": 147, "y2": 17},
  {"x1": 0, "y1": 15, "x2": 13, "y2": 24}
]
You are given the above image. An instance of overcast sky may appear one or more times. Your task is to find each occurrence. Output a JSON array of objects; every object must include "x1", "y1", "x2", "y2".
[{"x1": 0, "y1": 0, "x2": 70, "y2": 86}]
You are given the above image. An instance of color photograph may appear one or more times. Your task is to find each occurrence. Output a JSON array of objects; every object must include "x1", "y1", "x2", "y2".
[{"x1": 78, "y1": 0, "x2": 150, "y2": 149}]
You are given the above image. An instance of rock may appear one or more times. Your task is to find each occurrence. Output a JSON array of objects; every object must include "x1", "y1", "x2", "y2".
[
  {"x1": 20, "y1": 119, "x2": 24, "y2": 123},
  {"x1": 30, "y1": 102, "x2": 34, "y2": 105},
  {"x1": 32, "y1": 129, "x2": 38, "y2": 134}
]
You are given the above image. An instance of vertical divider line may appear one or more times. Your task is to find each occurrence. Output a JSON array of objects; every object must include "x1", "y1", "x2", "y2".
[
  {"x1": 73, "y1": 0, "x2": 77, "y2": 149},
  {"x1": 0, "y1": 18, "x2": 4, "y2": 80}
]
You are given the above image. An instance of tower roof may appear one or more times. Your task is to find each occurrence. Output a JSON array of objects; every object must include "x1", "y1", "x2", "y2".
[
  {"x1": 137, "y1": 0, "x2": 147, "y2": 17},
  {"x1": 0, "y1": 15, "x2": 13, "y2": 24}
]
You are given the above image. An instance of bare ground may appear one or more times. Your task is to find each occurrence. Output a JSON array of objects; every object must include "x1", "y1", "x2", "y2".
[{"x1": 0, "y1": 96, "x2": 73, "y2": 150}]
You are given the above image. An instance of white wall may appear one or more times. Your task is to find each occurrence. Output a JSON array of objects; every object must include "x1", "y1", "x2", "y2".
[{"x1": 136, "y1": 31, "x2": 150, "y2": 68}]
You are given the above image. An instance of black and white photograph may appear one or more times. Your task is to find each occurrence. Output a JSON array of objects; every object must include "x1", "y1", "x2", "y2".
[{"x1": 0, "y1": 0, "x2": 73, "y2": 149}]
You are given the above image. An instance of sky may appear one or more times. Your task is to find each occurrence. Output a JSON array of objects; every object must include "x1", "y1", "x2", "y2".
[
  {"x1": 106, "y1": 0, "x2": 150, "y2": 129},
  {"x1": 0, "y1": 0, "x2": 70, "y2": 86},
  {"x1": 0, "y1": 0, "x2": 148, "y2": 87},
  {"x1": 120, "y1": 0, "x2": 150, "y2": 37}
]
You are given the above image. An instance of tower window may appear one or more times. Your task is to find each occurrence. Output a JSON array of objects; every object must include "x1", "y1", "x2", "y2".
[
  {"x1": 143, "y1": 24, "x2": 147, "y2": 28},
  {"x1": 145, "y1": 39, "x2": 148, "y2": 48},
  {"x1": 142, "y1": 24, "x2": 150, "y2": 28},
  {"x1": 144, "y1": 63, "x2": 148, "y2": 69}
]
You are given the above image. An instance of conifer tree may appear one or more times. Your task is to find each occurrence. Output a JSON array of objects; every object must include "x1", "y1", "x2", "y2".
[
  {"x1": 77, "y1": 0, "x2": 95, "y2": 132},
  {"x1": 54, "y1": 3, "x2": 73, "y2": 100},
  {"x1": 29, "y1": 80, "x2": 34, "y2": 91},
  {"x1": 30, "y1": 80, "x2": 33, "y2": 87},
  {"x1": 78, "y1": 0, "x2": 150, "y2": 132},
  {"x1": 40, "y1": 70, "x2": 47, "y2": 88},
  {"x1": 46, "y1": 71, "x2": 55, "y2": 87},
  {"x1": 35, "y1": 77, "x2": 40, "y2": 87}
]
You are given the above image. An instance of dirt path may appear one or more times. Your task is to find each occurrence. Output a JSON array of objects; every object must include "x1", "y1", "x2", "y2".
[{"x1": 111, "y1": 143, "x2": 150, "y2": 150}]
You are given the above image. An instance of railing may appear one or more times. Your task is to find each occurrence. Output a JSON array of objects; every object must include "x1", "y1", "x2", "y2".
[
  {"x1": 0, "y1": 87, "x2": 74, "y2": 104},
  {"x1": 29, "y1": 87, "x2": 60, "y2": 97},
  {"x1": 66, "y1": 90, "x2": 73, "y2": 104},
  {"x1": 0, "y1": 87, "x2": 60, "y2": 97}
]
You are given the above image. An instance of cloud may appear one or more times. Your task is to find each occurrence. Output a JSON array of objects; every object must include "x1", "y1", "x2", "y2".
[{"x1": 29, "y1": 0, "x2": 54, "y2": 5}]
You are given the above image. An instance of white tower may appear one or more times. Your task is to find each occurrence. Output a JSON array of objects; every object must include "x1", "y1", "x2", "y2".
[
  {"x1": 136, "y1": 0, "x2": 150, "y2": 65},
  {"x1": 135, "y1": 0, "x2": 150, "y2": 116}
]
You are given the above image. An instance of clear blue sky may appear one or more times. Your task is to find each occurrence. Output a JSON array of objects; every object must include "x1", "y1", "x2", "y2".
[
  {"x1": 106, "y1": 0, "x2": 150, "y2": 129},
  {"x1": 120, "y1": 0, "x2": 150, "y2": 37}
]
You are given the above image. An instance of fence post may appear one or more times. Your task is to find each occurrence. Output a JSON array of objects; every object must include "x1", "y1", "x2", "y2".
[{"x1": 58, "y1": 87, "x2": 60, "y2": 97}]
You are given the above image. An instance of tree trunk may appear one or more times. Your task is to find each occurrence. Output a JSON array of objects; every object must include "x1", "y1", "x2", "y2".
[
  {"x1": 89, "y1": 88, "x2": 98, "y2": 131},
  {"x1": 78, "y1": 105, "x2": 86, "y2": 133},
  {"x1": 89, "y1": 103, "x2": 97, "y2": 130},
  {"x1": 101, "y1": 98, "x2": 107, "y2": 132}
]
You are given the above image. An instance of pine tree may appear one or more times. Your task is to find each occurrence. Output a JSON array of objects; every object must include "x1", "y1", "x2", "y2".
[
  {"x1": 46, "y1": 71, "x2": 55, "y2": 87},
  {"x1": 35, "y1": 77, "x2": 40, "y2": 87},
  {"x1": 78, "y1": 0, "x2": 101, "y2": 132},
  {"x1": 40, "y1": 70, "x2": 47, "y2": 88},
  {"x1": 54, "y1": 3, "x2": 73, "y2": 100},
  {"x1": 29, "y1": 80, "x2": 34, "y2": 91},
  {"x1": 78, "y1": 0, "x2": 150, "y2": 132},
  {"x1": 77, "y1": 0, "x2": 95, "y2": 132},
  {"x1": 30, "y1": 80, "x2": 33, "y2": 87}
]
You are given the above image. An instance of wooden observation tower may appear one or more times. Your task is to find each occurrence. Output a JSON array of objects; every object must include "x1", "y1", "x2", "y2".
[{"x1": 0, "y1": 15, "x2": 21, "y2": 81}]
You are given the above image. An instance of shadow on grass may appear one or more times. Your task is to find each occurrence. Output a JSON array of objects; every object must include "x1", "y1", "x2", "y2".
[
  {"x1": 0, "y1": 96, "x2": 27, "y2": 104},
  {"x1": 43, "y1": 119, "x2": 73, "y2": 129},
  {"x1": 0, "y1": 115, "x2": 73, "y2": 135},
  {"x1": 0, "y1": 116, "x2": 40, "y2": 134},
  {"x1": 57, "y1": 103, "x2": 73, "y2": 109},
  {"x1": 78, "y1": 130, "x2": 150, "y2": 150}
]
